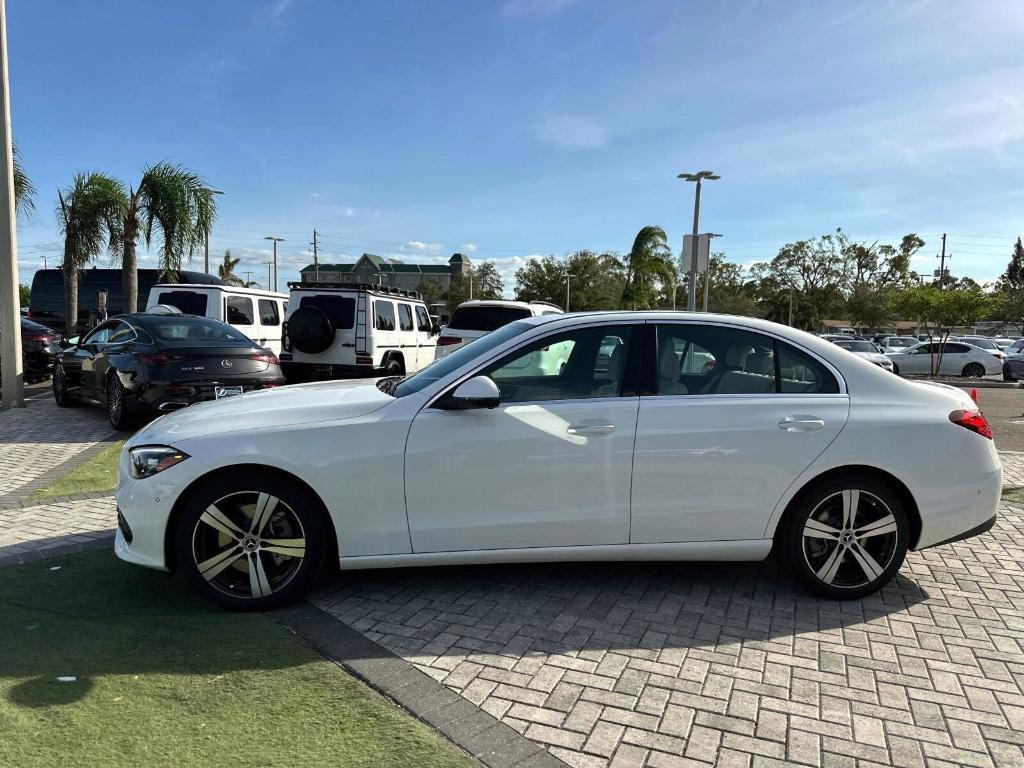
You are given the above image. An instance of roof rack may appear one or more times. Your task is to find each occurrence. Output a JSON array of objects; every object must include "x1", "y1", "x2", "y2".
[
  {"x1": 287, "y1": 281, "x2": 422, "y2": 300},
  {"x1": 529, "y1": 300, "x2": 563, "y2": 310}
]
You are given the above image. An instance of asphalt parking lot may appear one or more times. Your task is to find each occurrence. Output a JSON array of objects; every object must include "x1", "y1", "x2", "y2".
[{"x1": 958, "y1": 385, "x2": 1024, "y2": 452}]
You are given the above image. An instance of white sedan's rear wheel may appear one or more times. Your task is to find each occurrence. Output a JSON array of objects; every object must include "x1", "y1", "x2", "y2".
[
  {"x1": 963, "y1": 362, "x2": 986, "y2": 378},
  {"x1": 779, "y1": 477, "x2": 908, "y2": 599},
  {"x1": 176, "y1": 472, "x2": 328, "y2": 610}
]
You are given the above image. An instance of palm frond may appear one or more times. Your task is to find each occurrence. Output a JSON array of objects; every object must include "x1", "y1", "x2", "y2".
[
  {"x1": 56, "y1": 172, "x2": 126, "y2": 269},
  {"x1": 13, "y1": 141, "x2": 34, "y2": 216},
  {"x1": 137, "y1": 161, "x2": 219, "y2": 278}
]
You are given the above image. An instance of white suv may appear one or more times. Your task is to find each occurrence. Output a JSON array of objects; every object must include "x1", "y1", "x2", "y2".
[
  {"x1": 283, "y1": 283, "x2": 438, "y2": 378},
  {"x1": 435, "y1": 299, "x2": 562, "y2": 360}
]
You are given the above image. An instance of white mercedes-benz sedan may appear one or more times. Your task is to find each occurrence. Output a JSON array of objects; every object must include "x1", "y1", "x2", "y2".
[{"x1": 114, "y1": 312, "x2": 1002, "y2": 609}]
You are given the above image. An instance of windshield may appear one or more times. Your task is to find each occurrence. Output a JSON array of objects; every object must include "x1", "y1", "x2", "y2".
[
  {"x1": 836, "y1": 341, "x2": 877, "y2": 353},
  {"x1": 888, "y1": 337, "x2": 915, "y2": 347},
  {"x1": 392, "y1": 321, "x2": 532, "y2": 397},
  {"x1": 448, "y1": 306, "x2": 531, "y2": 332},
  {"x1": 136, "y1": 317, "x2": 253, "y2": 345}
]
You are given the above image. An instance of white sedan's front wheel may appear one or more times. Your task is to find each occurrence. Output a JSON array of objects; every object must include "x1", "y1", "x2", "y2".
[
  {"x1": 779, "y1": 477, "x2": 908, "y2": 599},
  {"x1": 176, "y1": 472, "x2": 328, "y2": 610}
]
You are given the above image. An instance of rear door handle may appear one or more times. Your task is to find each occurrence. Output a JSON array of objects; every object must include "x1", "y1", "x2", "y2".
[
  {"x1": 778, "y1": 416, "x2": 825, "y2": 432},
  {"x1": 567, "y1": 424, "x2": 616, "y2": 437}
]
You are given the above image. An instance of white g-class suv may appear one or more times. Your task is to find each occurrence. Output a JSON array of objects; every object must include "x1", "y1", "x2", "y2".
[
  {"x1": 435, "y1": 299, "x2": 562, "y2": 359},
  {"x1": 282, "y1": 283, "x2": 438, "y2": 379}
]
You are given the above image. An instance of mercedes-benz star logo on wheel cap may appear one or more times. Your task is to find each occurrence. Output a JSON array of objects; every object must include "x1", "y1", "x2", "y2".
[{"x1": 220, "y1": 359, "x2": 233, "y2": 369}]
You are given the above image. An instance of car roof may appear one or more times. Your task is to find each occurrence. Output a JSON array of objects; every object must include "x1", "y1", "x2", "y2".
[
  {"x1": 454, "y1": 299, "x2": 562, "y2": 312},
  {"x1": 152, "y1": 284, "x2": 288, "y2": 299}
]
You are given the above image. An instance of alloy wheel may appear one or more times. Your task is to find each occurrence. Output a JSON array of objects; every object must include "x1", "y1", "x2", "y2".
[
  {"x1": 107, "y1": 378, "x2": 123, "y2": 424},
  {"x1": 964, "y1": 363, "x2": 985, "y2": 378},
  {"x1": 801, "y1": 489, "x2": 899, "y2": 590},
  {"x1": 191, "y1": 491, "x2": 307, "y2": 600}
]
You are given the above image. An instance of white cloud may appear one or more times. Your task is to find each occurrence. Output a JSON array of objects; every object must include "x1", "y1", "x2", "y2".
[
  {"x1": 502, "y1": 0, "x2": 581, "y2": 18},
  {"x1": 535, "y1": 115, "x2": 609, "y2": 150},
  {"x1": 461, "y1": 243, "x2": 479, "y2": 253},
  {"x1": 402, "y1": 241, "x2": 443, "y2": 252}
]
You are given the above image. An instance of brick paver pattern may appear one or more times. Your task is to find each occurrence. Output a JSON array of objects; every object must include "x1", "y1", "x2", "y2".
[
  {"x1": 999, "y1": 452, "x2": 1024, "y2": 488},
  {"x1": 313, "y1": 504, "x2": 1024, "y2": 768},
  {"x1": 0, "y1": 496, "x2": 115, "y2": 556}
]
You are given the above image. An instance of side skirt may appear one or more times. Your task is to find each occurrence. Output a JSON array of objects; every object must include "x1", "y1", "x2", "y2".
[{"x1": 339, "y1": 539, "x2": 773, "y2": 571}]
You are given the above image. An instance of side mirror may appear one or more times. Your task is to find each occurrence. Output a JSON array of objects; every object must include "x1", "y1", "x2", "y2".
[
  {"x1": 438, "y1": 375, "x2": 501, "y2": 410},
  {"x1": 66, "y1": 336, "x2": 80, "y2": 347}
]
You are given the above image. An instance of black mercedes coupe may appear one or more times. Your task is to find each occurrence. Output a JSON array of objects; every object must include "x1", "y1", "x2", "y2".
[{"x1": 54, "y1": 313, "x2": 285, "y2": 429}]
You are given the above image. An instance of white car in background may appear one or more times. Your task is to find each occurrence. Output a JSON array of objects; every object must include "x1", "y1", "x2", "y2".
[
  {"x1": 886, "y1": 341, "x2": 1002, "y2": 377},
  {"x1": 435, "y1": 300, "x2": 562, "y2": 359},
  {"x1": 830, "y1": 338, "x2": 894, "y2": 372},
  {"x1": 877, "y1": 336, "x2": 918, "y2": 353},
  {"x1": 114, "y1": 312, "x2": 1000, "y2": 610}
]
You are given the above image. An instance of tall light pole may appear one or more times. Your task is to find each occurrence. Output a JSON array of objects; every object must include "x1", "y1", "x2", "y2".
[
  {"x1": 202, "y1": 188, "x2": 224, "y2": 274},
  {"x1": 0, "y1": 0, "x2": 22, "y2": 407},
  {"x1": 265, "y1": 261, "x2": 273, "y2": 291},
  {"x1": 565, "y1": 273, "x2": 575, "y2": 312},
  {"x1": 703, "y1": 233, "x2": 723, "y2": 312},
  {"x1": 677, "y1": 170, "x2": 719, "y2": 311},
  {"x1": 264, "y1": 236, "x2": 284, "y2": 292}
]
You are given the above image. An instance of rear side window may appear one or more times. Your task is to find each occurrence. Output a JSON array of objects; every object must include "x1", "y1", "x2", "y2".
[
  {"x1": 415, "y1": 305, "x2": 431, "y2": 330},
  {"x1": 448, "y1": 306, "x2": 531, "y2": 332},
  {"x1": 777, "y1": 342, "x2": 839, "y2": 394},
  {"x1": 156, "y1": 291, "x2": 209, "y2": 316},
  {"x1": 226, "y1": 296, "x2": 254, "y2": 325},
  {"x1": 299, "y1": 295, "x2": 354, "y2": 329},
  {"x1": 375, "y1": 301, "x2": 396, "y2": 331},
  {"x1": 258, "y1": 299, "x2": 280, "y2": 326},
  {"x1": 398, "y1": 303, "x2": 414, "y2": 331}
]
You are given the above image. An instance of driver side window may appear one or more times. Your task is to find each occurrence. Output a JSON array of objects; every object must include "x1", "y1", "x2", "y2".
[
  {"x1": 483, "y1": 325, "x2": 636, "y2": 403},
  {"x1": 84, "y1": 323, "x2": 115, "y2": 345}
]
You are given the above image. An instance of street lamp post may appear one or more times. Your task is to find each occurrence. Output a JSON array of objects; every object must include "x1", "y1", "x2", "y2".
[
  {"x1": 677, "y1": 171, "x2": 719, "y2": 311},
  {"x1": 565, "y1": 273, "x2": 575, "y2": 312},
  {"x1": 0, "y1": 0, "x2": 21, "y2": 407},
  {"x1": 703, "y1": 233, "x2": 723, "y2": 312},
  {"x1": 202, "y1": 188, "x2": 224, "y2": 274},
  {"x1": 265, "y1": 261, "x2": 273, "y2": 291},
  {"x1": 264, "y1": 236, "x2": 284, "y2": 292}
]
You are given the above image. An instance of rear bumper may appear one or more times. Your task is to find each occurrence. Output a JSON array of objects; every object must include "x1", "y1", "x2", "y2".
[
  {"x1": 130, "y1": 378, "x2": 284, "y2": 412},
  {"x1": 912, "y1": 446, "x2": 1002, "y2": 549},
  {"x1": 283, "y1": 362, "x2": 378, "y2": 379}
]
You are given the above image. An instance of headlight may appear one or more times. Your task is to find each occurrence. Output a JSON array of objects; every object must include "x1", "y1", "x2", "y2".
[{"x1": 129, "y1": 446, "x2": 190, "y2": 479}]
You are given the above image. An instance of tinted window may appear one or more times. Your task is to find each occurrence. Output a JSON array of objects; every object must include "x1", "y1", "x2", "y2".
[
  {"x1": 137, "y1": 317, "x2": 251, "y2": 344},
  {"x1": 415, "y1": 305, "x2": 431, "y2": 331},
  {"x1": 778, "y1": 342, "x2": 839, "y2": 393},
  {"x1": 947, "y1": 343, "x2": 971, "y2": 354},
  {"x1": 448, "y1": 306, "x2": 531, "y2": 332},
  {"x1": 398, "y1": 303, "x2": 414, "y2": 331},
  {"x1": 83, "y1": 322, "x2": 117, "y2": 345},
  {"x1": 299, "y1": 295, "x2": 354, "y2": 329},
  {"x1": 156, "y1": 290, "x2": 209, "y2": 316},
  {"x1": 107, "y1": 321, "x2": 137, "y2": 344},
  {"x1": 258, "y1": 299, "x2": 280, "y2": 326},
  {"x1": 656, "y1": 324, "x2": 774, "y2": 395},
  {"x1": 484, "y1": 325, "x2": 635, "y2": 403},
  {"x1": 226, "y1": 296, "x2": 254, "y2": 325},
  {"x1": 375, "y1": 301, "x2": 396, "y2": 331}
]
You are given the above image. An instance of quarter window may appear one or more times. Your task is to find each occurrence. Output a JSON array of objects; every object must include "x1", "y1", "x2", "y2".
[
  {"x1": 398, "y1": 303, "x2": 414, "y2": 331},
  {"x1": 777, "y1": 342, "x2": 839, "y2": 393},
  {"x1": 225, "y1": 296, "x2": 254, "y2": 325},
  {"x1": 375, "y1": 301, "x2": 396, "y2": 331},
  {"x1": 258, "y1": 299, "x2": 280, "y2": 326},
  {"x1": 107, "y1": 321, "x2": 137, "y2": 344}
]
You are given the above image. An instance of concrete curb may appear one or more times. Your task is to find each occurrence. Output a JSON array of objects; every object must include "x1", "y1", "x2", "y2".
[
  {"x1": 273, "y1": 602, "x2": 568, "y2": 768},
  {"x1": 0, "y1": 530, "x2": 114, "y2": 568}
]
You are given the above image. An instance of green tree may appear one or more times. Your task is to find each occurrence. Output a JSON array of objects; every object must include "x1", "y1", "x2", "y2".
[
  {"x1": 622, "y1": 226, "x2": 674, "y2": 309},
  {"x1": 566, "y1": 250, "x2": 625, "y2": 310},
  {"x1": 13, "y1": 142, "x2": 33, "y2": 216},
  {"x1": 57, "y1": 173, "x2": 125, "y2": 335},
  {"x1": 997, "y1": 237, "x2": 1024, "y2": 334},
  {"x1": 688, "y1": 254, "x2": 760, "y2": 316},
  {"x1": 414, "y1": 278, "x2": 445, "y2": 309},
  {"x1": 897, "y1": 284, "x2": 993, "y2": 374},
  {"x1": 514, "y1": 255, "x2": 566, "y2": 307},
  {"x1": 114, "y1": 162, "x2": 219, "y2": 313},
  {"x1": 217, "y1": 250, "x2": 245, "y2": 286},
  {"x1": 471, "y1": 261, "x2": 504, "y2": 300},
  {"x1": 18, "y1": 283, "x2": 29, "y2": 307}
]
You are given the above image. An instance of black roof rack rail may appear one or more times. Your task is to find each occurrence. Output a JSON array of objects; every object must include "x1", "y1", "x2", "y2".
[{"x1": 287, "y1": 281, "x2": 422, "y2": 300}]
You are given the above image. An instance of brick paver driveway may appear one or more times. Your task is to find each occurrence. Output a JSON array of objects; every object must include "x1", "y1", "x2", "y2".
[{"x1": 313, "y1": 504, "x2": 1024, "y2": 768}]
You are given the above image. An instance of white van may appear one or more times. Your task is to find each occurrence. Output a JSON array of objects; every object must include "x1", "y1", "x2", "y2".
[
  {"x1": 435, "y1": 299, "x2": 563, "y2": 360},
  {"x1": 282, "y1": 283, "x2": 438, "y2": 378},
  {"x1": 146, "y1": 284, "x2": 289, "y2": 355}
]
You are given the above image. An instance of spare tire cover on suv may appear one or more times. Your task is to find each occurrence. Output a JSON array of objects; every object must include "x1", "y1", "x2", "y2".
[{"x1": 288, "y1": 306, "x2": 335, "y2": 354}]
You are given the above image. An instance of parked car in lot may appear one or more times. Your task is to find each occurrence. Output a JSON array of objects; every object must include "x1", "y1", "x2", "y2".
[
  {"x1": 885, "y1": 341, "x2": 1002, "y2": 377},
  {"x1": 282, "y1": 283, "x2": 437, "y2": 379},
  {"x1": 54, "y1": 312, "x2": 284, "y2": 429},
  {"x1": 951, "y1": 336, "x2": 1007, "y2": 360},
  {"x1": 114, "y1": 312, "x2": 1000, "y2": 609},
  {"x1": 877, "y1": 335, "x2": 918, "y2": 353},
  {"x1": 829, "y1": 338, "x2": 894, "y2": 372},
  {"x1": 435, "y1": 299, "x2": 563, "y2": 358},
  {"x1": 0, "y1": 317, "x2": 63, "y2": 382},
  {"x1": 146, "y1": 285, "x2": 288, "y2": 355}
]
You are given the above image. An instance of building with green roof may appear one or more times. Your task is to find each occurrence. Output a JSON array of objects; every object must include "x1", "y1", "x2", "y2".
[{"x1": 299, "y1": 252, "x2": 470, "y2": 292}]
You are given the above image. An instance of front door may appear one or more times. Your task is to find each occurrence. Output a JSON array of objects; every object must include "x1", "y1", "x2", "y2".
[
  {"x1": 404, "y1": 322, "x2": 641, "y2": 552},
  {"x1": 630, "y1": 323, "x2": 850, "y2": 543},
  {"x1": 413, "y1": 304, "x2": 435, "y2": 371}
]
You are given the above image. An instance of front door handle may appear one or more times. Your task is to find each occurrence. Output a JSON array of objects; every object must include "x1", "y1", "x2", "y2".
[
  {"x1": 567, "y1": 423, "x2": 616, "y2": 437},
  {"x1": 778, "y1": 416, "x2": 825, "y2": 432}
]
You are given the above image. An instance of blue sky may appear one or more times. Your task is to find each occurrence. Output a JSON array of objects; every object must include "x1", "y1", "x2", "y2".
[{"x1": 11, "y1": 0, "x2": 1024, "y2": 292}]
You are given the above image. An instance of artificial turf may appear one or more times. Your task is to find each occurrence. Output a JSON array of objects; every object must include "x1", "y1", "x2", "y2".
[{"x1": 29, "y1": 441, "x2": 124, "y2": 501}]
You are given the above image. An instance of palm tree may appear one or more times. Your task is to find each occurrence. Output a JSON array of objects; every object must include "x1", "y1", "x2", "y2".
[
  {"x1": 13, "y1": 141, "x2": 34, "y2": 216},
  {"x1": 56, "y1": 173, "x2": 125, "y2": 335},
  {"x1": 621, "y1": 226, "x2": 675, "y2": 308},
  {"x1": 116, "y1": 162, "x2": 219, "y2": 313},
  {"x1": 217, "y1": 249, "x2": 245, "y2": 286}
]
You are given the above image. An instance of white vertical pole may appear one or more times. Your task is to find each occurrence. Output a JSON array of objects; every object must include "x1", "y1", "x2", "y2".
[{"x1": 0, "y1": 0, "x2": 23, "y2": 407}]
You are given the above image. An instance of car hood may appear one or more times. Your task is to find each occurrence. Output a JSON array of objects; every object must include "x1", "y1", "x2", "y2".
[{"x1": 127, "y1": 379, "x2": 393, "y2": 446}]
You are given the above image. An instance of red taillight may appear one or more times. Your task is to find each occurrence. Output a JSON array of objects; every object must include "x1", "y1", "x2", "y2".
[
  {"x1": 138, "y1": 352, "x2": 185, "y2": 366},
  {"x1": 949, "y1": 409, "x2": 993, "y2": 440},
  {"x1": 437, "y1": 336, "x2": 462, "y2": 346},
  {"x1": 249, "y1": 352, "x2": 279, "y2": 365},
  {"x1": 22, "y1": 333, "x2": 50, "y2": 342}
]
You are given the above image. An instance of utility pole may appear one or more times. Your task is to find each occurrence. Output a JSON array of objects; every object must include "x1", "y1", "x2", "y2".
[
  {"x1": 678, "y1": 171, "x2": 720, "y2": 311},
  {"x1": 565, "y1": 273, "x2": 575, "y2": 312},
  {"x1": 311, "y1": 229, "x2": 319, "y2": 282},
  {"x1": 0, "y1": 0, "x2": 23, "y2": 407},
  {"x1": 264, "y1": 235, "x2": 284, "y2": 292},
  {"x1": 937, "y1": 233, "x2": 948, "y2": 290},
  {"x1": 243, "y1": 271, "x2": 253, "y2": 286},
  {"x1": 265, "y1": 261, "x2": 273, "y2": 291}
]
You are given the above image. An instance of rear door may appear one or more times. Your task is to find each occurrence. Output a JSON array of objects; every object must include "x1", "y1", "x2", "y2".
[
  {"x1": 224, "y1": 295, "x2": 259, "y2": 344},
  {"x1": 293, "y1": 293, "x2": 357, "y2": 364},
  {"x1": 414, "y1": 304, "x2": 436, "y2": 371},
  {"x1": 396, "y1": 302, "x2": 417, "y2": 370},
  {"x1": 372, "y1": 299, "x2": 399, "y2": 365},
  {"x1": 257, "y1": 298, "x2": 283, "y2": 353},
  {"x1": 630, "y1": 322, "x2": 850, "y2": 543}
]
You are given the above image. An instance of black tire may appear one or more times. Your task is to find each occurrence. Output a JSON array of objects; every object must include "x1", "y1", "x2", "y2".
[
  {"x1": 891, "y1": 363, "x2": 900, "y2": 376},
  {"x1": 777, "y1": 476, "x2": 909, "y2": 600},
  {"x1": 106, "y1": 373, "x2": 133, "y2": 430},
  {"x1": 1004, "y1": 364, "x2": 1016, "y2": 382},
  {"x1": 52, "y1": 365, "x2": 77, "y2": 407},
  {"x1": 175, "y1": 471, "x2": 328, "y2": 610},
  {"x1": 287, "y1": 306, "x2": 335, "y2": 355},
  {"x1": 962, "y1": 362, "x2": 985, "y2": 378},
  {"x1": 382, "y1": 355, "x2": 404, "y2": 377}
]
